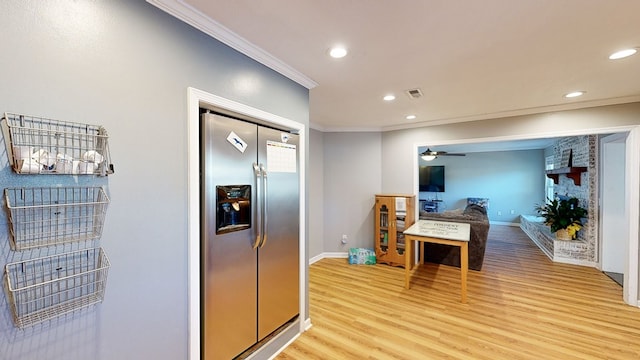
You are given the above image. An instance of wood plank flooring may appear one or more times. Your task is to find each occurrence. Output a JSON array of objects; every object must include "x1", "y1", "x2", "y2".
[{"x1": 277, "y1": 225, "x2": 640, "y2": 359}]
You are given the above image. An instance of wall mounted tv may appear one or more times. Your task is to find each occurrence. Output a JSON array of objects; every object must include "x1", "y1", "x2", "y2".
[{"x1": 419, "y1": 165, "x2": 445, "y2": 192}]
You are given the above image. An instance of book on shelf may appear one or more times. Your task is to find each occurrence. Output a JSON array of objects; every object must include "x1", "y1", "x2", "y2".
[{"x1": 380, "y1": 213, "x2": 389, "y2": 227}]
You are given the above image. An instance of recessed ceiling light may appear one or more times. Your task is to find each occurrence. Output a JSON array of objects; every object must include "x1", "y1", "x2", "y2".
[
  {"x1": 565, "y1": 91, "x2": 585, "y2": 98},
  {"x1": 383, "y1": 94, "x2": 396, "y2": 101},
  {"x1": 609, "y1": 48, "x2": 637, "y2": 60},
  {"x1": 406, "y1": 115, "x2": 416, "y2": 120},
  {"x1": 328, "y1": 46, "x2": 347, "y2": 58}
]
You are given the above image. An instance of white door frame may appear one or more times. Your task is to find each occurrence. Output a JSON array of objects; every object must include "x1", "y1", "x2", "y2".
[
  {"x1": 599, "y1": 133, "x2": 628, "y2": 275},
  {"x1": 412, "y1": 126, "x2": 640, "y2": 307},
  {"x1": 185, "y1": 87, "x2": 307, "y2": 359},
  {"x1": 624, "y1": 128, "x2": 640, "y2": 306}
]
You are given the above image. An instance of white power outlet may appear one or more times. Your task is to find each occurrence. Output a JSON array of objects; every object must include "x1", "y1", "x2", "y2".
[
  {"x1": 341, "y1": 234, "x2": 348, "y2": 244},
  {"x1": 510, "y1": 209, "x2": 515, "y2": 215},
  {"x1": 497, "y1": 211, "x2": 502, "y2": 216}
]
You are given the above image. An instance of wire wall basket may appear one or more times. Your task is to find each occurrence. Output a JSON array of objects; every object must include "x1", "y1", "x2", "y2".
[
  {"x1": 1, "y1": 112, "x2": 114, "y2": 176},
  {"x1": 5, "y1": 187, "x2": 110, "y2": 251},
  {"x1": 4, "y1": 247, "x2": 110, "y2": 328}
]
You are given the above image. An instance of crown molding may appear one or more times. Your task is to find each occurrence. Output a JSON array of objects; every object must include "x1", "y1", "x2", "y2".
[
  {"x1": 147, "y1": 0, "x2": 317, "y2": 89},
  {"x1": 381, "y1": 95, "x2": 640, "y2": 132}
]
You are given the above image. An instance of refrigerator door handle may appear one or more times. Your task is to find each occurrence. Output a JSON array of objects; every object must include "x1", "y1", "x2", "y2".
[
  {"x1": 253, "y1": 162, "x2": 262, "y2": 249},
  {"x1": 259, "y1": 164, "x2": 268, "y2": 248}
]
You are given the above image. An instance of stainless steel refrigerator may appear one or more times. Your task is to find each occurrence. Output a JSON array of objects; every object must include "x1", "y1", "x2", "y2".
[{"x1": 201, "y1": 112, "x2": 299, "y2": 359}]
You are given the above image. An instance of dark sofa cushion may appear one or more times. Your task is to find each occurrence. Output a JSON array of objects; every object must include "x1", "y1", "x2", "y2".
[
  {"x1": 419, "y1": 204, "x2": 490, "y2": 270},
  {"x1": 464, "y1": 203, "x2": 488, "y2": 217}
]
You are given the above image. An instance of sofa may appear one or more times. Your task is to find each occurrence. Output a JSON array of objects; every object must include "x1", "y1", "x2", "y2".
[{"x1": 418, "y1": 204, "x2": 490, "y2": 271}]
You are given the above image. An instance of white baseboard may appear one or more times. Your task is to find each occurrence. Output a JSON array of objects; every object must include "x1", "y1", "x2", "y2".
[
  {"x1": 490, "y1": 220, "x2": 520, "y2": 226},
  {"x1": 308, "y1": 254, "x2": 323, "y2": 264},
  {"x1": 303, "y1": 318, "x2": 313, "y2": 331},
  {"x1": 309, "y1": 252, "x2": 348, "y2": 265},
  {"x1": 520, "y1": 224, "x2": 554, "y2": 260},
  {"x1": 553, "y1": 257, "x2": 597, "y2": 267}
]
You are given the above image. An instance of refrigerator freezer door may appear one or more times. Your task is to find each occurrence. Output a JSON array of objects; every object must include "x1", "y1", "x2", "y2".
[
  {"x1": 257, "y1": 127, "x2": 300, "y2": 340},
  {"x1": 201, "y1": 113, "x2": 258, "y2": 360}
]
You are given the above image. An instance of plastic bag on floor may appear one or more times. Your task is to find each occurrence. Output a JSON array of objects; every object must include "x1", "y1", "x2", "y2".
[{"x1": 348, "y1": 248, "x2": 376, "y2": 265}]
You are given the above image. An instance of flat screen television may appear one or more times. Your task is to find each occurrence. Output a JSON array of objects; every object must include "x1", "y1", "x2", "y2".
[{"x1": 419, "y1": 165, "x2": 445, "y2": 192}]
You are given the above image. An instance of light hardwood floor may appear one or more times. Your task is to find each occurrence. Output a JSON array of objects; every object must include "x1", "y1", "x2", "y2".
[{"x1": 277, "y1": 225, "x2": 640, "y2": 359}]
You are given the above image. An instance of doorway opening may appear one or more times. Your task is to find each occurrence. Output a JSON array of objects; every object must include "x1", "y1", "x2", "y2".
[
  {"x1": 600, "y1": 133, "x2": 628, "y2": 288},
  {"x1": 412, "y1": 127, "x2": 640, "y2": 307}
]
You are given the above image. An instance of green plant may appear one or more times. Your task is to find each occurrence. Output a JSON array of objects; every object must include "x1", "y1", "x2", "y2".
[{"x1": 535, "y1": 197, "x2": 588, "y2": 236}]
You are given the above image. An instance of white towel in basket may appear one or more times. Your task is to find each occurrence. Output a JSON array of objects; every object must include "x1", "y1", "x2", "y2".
[
  {"x1": 78, "y1": 161, "x2": 97, "y2": 174},
  {"x1": 55, "y1": 153, "x2": 75, "y2": 174},
  {"x1": 32, "y1": 149, "x2": 56, "y2": 169},
  {"x1": 82, "y1": 150, "x2": 104, "y2": 164},
  {"x1": 19, "y1": 159, "x2": 41, "y2": 174}
]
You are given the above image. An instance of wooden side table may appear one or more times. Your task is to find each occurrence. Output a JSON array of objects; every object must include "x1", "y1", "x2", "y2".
[{"x1": 404, "y1": 220, "x2": 471, "y2": 303}]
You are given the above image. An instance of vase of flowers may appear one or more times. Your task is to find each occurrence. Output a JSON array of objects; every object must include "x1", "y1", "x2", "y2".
[{"x1": 535, "y1": 197, "x2": 587, "y2": 240}]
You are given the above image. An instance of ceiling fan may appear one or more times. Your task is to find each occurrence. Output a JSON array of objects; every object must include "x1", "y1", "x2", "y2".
[{"x1": 420, "y1": 148, "x2": 466, "y2": 161}]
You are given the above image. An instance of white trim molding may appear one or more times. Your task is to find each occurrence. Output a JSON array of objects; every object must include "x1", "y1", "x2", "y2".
[
  {"x1": 147, "y1": 0, "x2": 317, "y2": 89},
  {"x1": 624, "y1": 127, "x2": 640, "y2": 306},
  {"x1": 187, "y1": 87, "x2": 308, "y2": 359},
  {"x1": 309, "y1": 252, "x2": 349, "y2": 265},
  {"x1": 489, "y1": 221, "x2": 521, "y2": 227}
]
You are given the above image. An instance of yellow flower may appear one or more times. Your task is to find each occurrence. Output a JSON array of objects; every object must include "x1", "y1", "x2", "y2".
[{"x1": 566, "y1": 223, "x2": 582, "y2": 239}]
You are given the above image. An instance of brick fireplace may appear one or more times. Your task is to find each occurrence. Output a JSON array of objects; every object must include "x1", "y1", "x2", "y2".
[{"x1": 520, "y1": 135, "x2": 598, "y2": 266}]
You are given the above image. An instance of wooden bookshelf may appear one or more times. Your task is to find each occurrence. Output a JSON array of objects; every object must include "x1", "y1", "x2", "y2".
[{"x1": 374, "y1": 194, "x2": 415, "y2": 267}]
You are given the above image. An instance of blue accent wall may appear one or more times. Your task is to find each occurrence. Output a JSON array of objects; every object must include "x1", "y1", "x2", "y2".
[{"x1": 418, "y1": 150, "x2": 545, "y2": 222}]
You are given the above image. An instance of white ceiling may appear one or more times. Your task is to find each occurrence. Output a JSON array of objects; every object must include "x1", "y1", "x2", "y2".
[{"x1": 149, "y1": 0, "x2": 640, "y2": 134}]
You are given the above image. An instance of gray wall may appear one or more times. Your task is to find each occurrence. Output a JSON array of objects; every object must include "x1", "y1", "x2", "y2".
[
  {"x1": 322, "y1": 132, "x2": 382, "y2": 253},
  {"x1": 312, "y1": 103, "x2": 640, "y2": 256},
  {"x1": 309, "y1": 129, "x2": 324, "y2": 259},
  {"x1": 0, "y1": 1, "x2": 309, "y2": 359},
  {"x1": 314, "y1": 142, "x2": 546, "y2": 255},
  {"x1": 382, "y1": 103, "x2": 640, "y2": 194}
]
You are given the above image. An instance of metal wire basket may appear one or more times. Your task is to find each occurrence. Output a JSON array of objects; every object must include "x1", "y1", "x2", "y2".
[
  {"x1": 4, "y1": 187, "x2": 110, "y2": 251},
  {"x1": 0, "y1": 112, "x2": 114, "y2": 175},
  {"x1": 3, "y1": 247, "x2": 110, "y2": 328}
]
